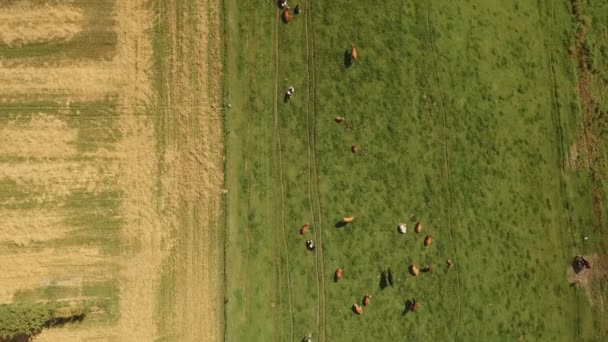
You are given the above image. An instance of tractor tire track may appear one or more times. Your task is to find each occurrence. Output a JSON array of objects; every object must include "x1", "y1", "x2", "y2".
[
  {"x1": 539, "y1": 2, "x2": 582, "y2": 339},
  {"x1": 304, "y1": 1, "x2": 327, "y2": 340},
  {"x1": 424, "y1": 1, "x2": 463, "y2": 337},
  {"x1": 543, "y1": 1, "x2": 583, "y2": 339},
  {"x1": 273, "y1": 8, "x2": 295, "y2": 342},
  {"x1": 242, "y1": 6, "x2": 253, "y2": 326},
  {"x1": 548, "y1": 51, "x2": 582, "y2": 342}
]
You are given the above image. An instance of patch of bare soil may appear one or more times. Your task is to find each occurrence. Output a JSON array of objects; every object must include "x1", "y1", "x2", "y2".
[
  {"x1": 568, "y1": 254, "x2": 608, "y2": 311},
  {"x1": 0, "y1": 4, "x2": 84, "y2": 47},
  {"x1": 570, "y1": 0, "x2": 605, "y2": 229}
]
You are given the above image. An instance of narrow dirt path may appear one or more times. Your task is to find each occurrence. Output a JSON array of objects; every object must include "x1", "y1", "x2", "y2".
[
  {"x1": 424, "y1": 2, "x2": 463, "y2": 337},
  {"x1": 303, "y1": 1, "x2": 327, "y2": 340}
]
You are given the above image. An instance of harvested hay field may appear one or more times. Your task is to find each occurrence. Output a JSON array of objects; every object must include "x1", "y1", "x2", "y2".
[{"x1": 0, "y1": 0, "x2": 223, "y2": 341}]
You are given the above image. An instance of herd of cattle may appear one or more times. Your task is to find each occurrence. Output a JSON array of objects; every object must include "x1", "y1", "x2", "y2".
[{"x1": 275, "y1": 0, "x2": 454, "y2": 331}]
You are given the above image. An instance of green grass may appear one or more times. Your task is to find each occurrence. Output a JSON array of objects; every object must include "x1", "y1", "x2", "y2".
[{"x1": 224, "y1": 0, "x2": 604, "y2": 340}]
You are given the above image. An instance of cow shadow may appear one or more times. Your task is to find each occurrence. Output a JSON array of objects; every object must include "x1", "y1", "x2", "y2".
[
  {"x1": 379, "y1": 270, "x2": 389, "y2": 290},
  {"x1": 344, "y1": 50, "x2": 353, "y2": 67},
  {"x1": 335, "y1": 220, "x2": 347, "y2": 228},
  {"x1": 284, "y1": 93, "x2": 290, "y2": 103},
  {"x1": 402, "y1": 300, "x2": 413, "y2": 316},
  {"x1": 380, "y1": 268, "x2": 394, "y2": 290}
]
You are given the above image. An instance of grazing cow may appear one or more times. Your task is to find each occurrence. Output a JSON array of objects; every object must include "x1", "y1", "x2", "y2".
[
  {"x1": 343, "y1": 217, "x2": 354, "y2": 223},
  {"x1": 422, "y1": 265, "x2": 433, "y2": 272},
  {"x1": 353, "y1": 303, "x2": 362, "y2": 315},
  {"x1": 306, "y1": 240, "x2": 315, "y2": 250},
  {"x1": 335, "y1": 268, "x2": 343, "y2": 281},
  {"x1": 582, "y1": 257, "x2": 592, "y2": 269},
  {"x1": 351, "y1": 145, "x2": 359, "y2": 153},
  {"x1": 446, "y1": 259, "x2": 454, "y2": 267},
  {"x1": 351, "y1": 44, "x2": 358, "y2": 62},
  {"x1": 410, "y1": 299, "x2": 419, "y2": 312},
  {"x1": 335, "y1": 116, "x2": 345, "y2": 123},
  {"x1": 363, "y1": 294, "x2": 372, "y2": 306},
  {"x1": 424, "y1": 234, "x2": 433, "y2": 247},
  {"x1": 409, "y1": 264, "x2": 419, "y2": 276},
  {"x1": 415, "y1": 222, "x2": 422, "y2": 233},
  {"x1": 294, "y1": 3, "x2": 301, "y2": 15},
  {"x1": 285, "y1": 86, "x2": 295, "y2": 102},
  {"x1": 573, "y1": 256, "x2": 588, "y2": 273},
  {"x1": 398, "y1": 223, "x2": 407, "y2": 234},
  {"x1": 300, "y1": 223, "x2": 309, "y2": 235},
  {"x1": 282, "y1": 8, "x2": 292, "y2": 23}
]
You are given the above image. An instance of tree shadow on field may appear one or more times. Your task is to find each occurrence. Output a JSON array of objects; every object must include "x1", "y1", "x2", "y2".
[
  {"x1": 344, "y1": 50, "x2": 353, "y2": 68},
  {"x1": 1, "y1": 334, "x2": 33, "y2": 342},
  {"x1": 45, "y1": 313, "x2": 86, "y2": 328}
]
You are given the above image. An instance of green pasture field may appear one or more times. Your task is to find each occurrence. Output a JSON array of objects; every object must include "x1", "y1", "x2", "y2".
[{"x1": 224, "y1": 0, "x2": 606, "y2": 341}]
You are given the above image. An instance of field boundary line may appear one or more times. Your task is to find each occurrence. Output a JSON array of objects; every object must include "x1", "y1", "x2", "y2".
[
  {"x1": 425, "y1": 2, "x2": 463, "y2": 337},
  {"x1": 274, "y1": 8, "x2": 295, "y2": 341}
]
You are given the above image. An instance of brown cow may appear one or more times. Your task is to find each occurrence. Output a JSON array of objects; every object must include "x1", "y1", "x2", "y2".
[
  {"x1": 300, "y1": 223, "x2": 309, "y2": 235},
  {"x1": 415, "y1": 222, "x2": 422, "y2": 234},
  {"x1": 335, "y1": 268, "x2": 343, "y2": 281},
  {"x1": 422, "y1": 265, "x2": 433, "y2": 272},
  {"x1": 424, "y1": 234, "x2": 433, "y2": 247},
  {"x1": 353, "y1": 303, "x2": 362, "y2": 315},
  {"x1": 410, "y1": 299, "x2": 419, "y2": 312},
  {"x1": 351, "y1": 145, "x2": 359, "y2": 153},
  {"x1": 363, "y1": 294, "x2": 372, "y2": 306},
  {"x1": 282, "y1": 8, "x2": 292, "y2": 23},
  {"x1": 343, "y1": 216, "x2": 354, "y2": 223},
  {"x1": 351, "y1": 44, "x2": 358, "y2": 62},
  {"x1": 335, "y1": 116, "x2": 345, "y2": 123},
  {"x1": 446, "y1": 259, "x2": 454, "y2": 267},
  {"x1": 409, "y1": 264, "x2": 419, "y2": 276}
]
